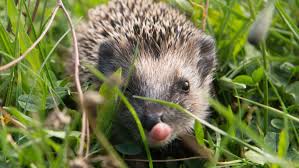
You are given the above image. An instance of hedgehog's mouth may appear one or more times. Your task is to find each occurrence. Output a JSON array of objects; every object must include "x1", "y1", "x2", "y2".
[{"x1": 146, "y1": 122, "x2": 175, "y2": 147}]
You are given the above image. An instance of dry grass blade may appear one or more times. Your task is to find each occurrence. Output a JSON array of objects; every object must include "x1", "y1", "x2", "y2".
[
  {"x1": 57, "y1": 0, "x2": 89, "y2": 157},
  {"x1": 124, "y1": 156, "x2": 207, "y2": 163},
  {"x1": 202, "y1": 0, "x2": 209, "y2": 31}
]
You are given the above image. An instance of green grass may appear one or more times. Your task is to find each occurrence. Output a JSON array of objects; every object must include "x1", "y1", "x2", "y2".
[{"x1": 0, "y1": 0, "x2": 299, "y2": 167}]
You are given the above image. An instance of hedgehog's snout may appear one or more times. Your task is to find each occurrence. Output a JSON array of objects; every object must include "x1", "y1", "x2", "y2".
[
  {"x1": 142, "y1": 113, "x2": 172, "y2": 142},
  {"x1": 141, "y1": 113, "x2": 162, "y2": 131},
  {"x1": 139, "y1": 103, "x2": 173, "y2": 145},
  {"x1": 140, "y1": 103, "x2": 165, "y2": 131}
]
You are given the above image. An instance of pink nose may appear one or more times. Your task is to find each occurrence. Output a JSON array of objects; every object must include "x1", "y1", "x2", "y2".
[{"x1": 149, "y1": 122, "x2": 172, "y2": 141}]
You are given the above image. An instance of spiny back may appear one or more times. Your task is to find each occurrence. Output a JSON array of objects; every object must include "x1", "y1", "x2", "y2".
[{"x1": 74, "y1": 0, "x2": 203, "y2": 82}]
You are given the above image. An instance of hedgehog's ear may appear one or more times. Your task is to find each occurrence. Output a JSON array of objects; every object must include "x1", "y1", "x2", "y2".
[
  {"x1": 197, "y1": 35, "x2": 216, "y2": 79},
  {"x1": 98, "y1": 40, "x2": 118, "y2": 74}
]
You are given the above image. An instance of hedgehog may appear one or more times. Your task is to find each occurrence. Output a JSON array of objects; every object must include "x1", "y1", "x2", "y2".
[{"x1": 72, "y1": 0, "x2": 216, "y2": 148}]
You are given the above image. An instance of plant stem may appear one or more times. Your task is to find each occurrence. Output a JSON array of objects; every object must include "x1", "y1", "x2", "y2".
[{"x1": 260, "y1": 41, "x2": 269, "y2": 135}]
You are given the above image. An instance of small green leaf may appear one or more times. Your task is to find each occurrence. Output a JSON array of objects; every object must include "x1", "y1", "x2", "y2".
[
  {"x1": 115, "y1": 143, "x2": 142, "y2": 155},
  {"x1": 286, "y1": 81, "x2": 299, "y2": 104},
  {"x1": 252, "y1": 67, "x2": 264, "y2": 83},
  {"x1": 277, "y1": 129, "x2": 289, "y2": 158},
  {"x1": 271, "y1": 119, "x2": 284, "y2": 129},
  {"x1": 45, "y1": 97, "x2": 56, "y2": 110},
  {"x1": 271, "y1": 119, "x2": 299, "y2": 130},
  {"x1": 17, "y1": 94, "x2": 41, "y2": 112},
  {"x1": 244, "y1": 147, "x2": 267, "y2": 165},
  {"x1": 194, "y1": 121, "x2": 204, "y2": 145},
  {"x1": 233, "y1": 75, "x2": 254, "y2": 85},
  {"x1": 280, "y1": 62, "x2": 295, "y2": 74}
]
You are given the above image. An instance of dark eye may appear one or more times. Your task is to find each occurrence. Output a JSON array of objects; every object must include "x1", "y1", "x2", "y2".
[{"x1": 179, "y1": 80, "x2": 190, "y2": 93}]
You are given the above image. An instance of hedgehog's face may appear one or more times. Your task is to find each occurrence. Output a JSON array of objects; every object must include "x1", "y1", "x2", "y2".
[{"x1": 98, "y1": 34, "x2": 216, "y2": 147}]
